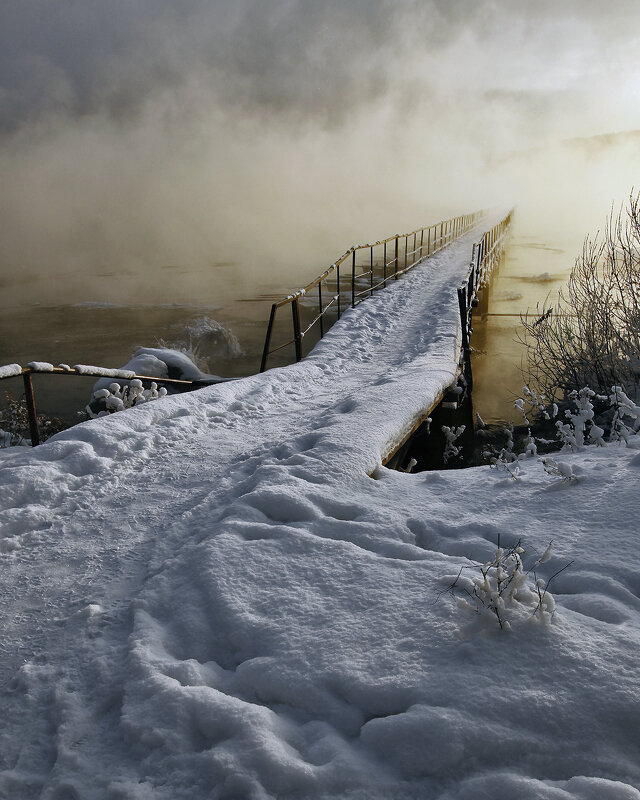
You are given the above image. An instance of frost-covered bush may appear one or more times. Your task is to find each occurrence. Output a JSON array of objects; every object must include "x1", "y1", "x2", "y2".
[
  {"x1": 540, "y1": 457, "x2": 576, "y2": 482},
  {"x1": 609, "y1": 385, "x2": 640, "y2": 443},
  {"x1": 521, "y1": 191, "x2": 640, "y2": 400},
  {"x1": 514, "y1": 386, "x2": 611, "y2": 453},
  {"x1": 442, "y1": 424, "x2": 465, "y2": 463},
  {"x1": 84, "y1": 380, "x2": 168, "y2": 419},
  {"x1": 0, "y1": 391, "x2": 66, "y2": 446},
  {"x1": 447, "y1": 539, "x2": 562, "y2": 630}
]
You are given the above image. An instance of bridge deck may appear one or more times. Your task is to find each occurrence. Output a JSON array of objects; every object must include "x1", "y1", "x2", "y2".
[{"x1": 0, "y1": 218, "x2": 508, "y2": 795}]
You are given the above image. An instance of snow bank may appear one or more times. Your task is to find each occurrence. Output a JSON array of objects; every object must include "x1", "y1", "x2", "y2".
[
  {"x1": 0, "y1": 363, "x2": 22, "y2": 379},
  {"x1": 1, "y1": 226, "x2": 639, "y2": 799},
  {"x1": 90, "y1": 347, "x2": 225, "y2": 395},
  {"x1": 25, "y1": 361, "x2": 55, "y2": 372}
]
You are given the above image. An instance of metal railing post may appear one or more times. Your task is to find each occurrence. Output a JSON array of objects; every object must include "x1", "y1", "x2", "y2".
[
  {"x1": 260, "y1": 304, "x2": 277, "y2": 372},
  {"x1": 318, "y1": 283, "x2": 324, "y2": 338},
  {"x1": 22, "y1": 371, "x2": 41, "y2": 446},
  {"x1": 370, "y1": 246, "x2": 374, "y2": 296},
  {"x1": 383, "y1": 241, "x2": 387, "y2": 286},
  {"x1": 458, "y1": 286, "x2": 469, "y2": 352},
  {"x1": 351, "y1": 250, "x2": 356, "y2": 308},
  {"x1": 394, "y1": 237, "x2": 399, "y2": 279},
  {"x1": 337, "y1": 264, "x2": 341, "y2": 318},
  {"x1": 292, "y1": 298, "x2": 303, "y2": 362}
]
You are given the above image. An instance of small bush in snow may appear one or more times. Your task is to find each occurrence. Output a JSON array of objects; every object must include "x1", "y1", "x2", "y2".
[
  {"x1": 609, "y1": 385, "x2": 640, "y2": 443},
  {"x1": 442, "y1": 425, "x2": 465, "y2": 463},
  {"x1": 540, "y1": 457, "x2": 576, "y2": 482},
  {"x1": 515, "y1": 385, "x2": 620, "y2": 453},
  {"x1": 445, "y1": 538, "x2": 570, "y2": 630},
  {"x1": 84, "y1": 380, "x2": 168, "y2": 419},
  {"x1": 0, "y1": 390, "x2": 66, "y2": 446}
]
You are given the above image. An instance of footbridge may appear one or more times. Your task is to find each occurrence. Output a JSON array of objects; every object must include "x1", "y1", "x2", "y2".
[
  {"x1": 1, "y1": 208, "x2": 512, "y2": 467},
  {"x1": 260, "y1": 208, "x2": 513, "y2": 467}
]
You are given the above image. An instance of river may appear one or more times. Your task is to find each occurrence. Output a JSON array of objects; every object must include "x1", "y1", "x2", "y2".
[{"x1": 0, "y1": 218, "x2": 576, "y2": 434}]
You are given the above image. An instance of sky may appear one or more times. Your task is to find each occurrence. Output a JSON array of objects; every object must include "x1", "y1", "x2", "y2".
[{"x1": 1, "y1": 0, "x2": 640, "y2": 301}]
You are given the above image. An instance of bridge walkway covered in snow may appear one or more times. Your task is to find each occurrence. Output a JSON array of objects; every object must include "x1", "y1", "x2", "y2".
[{"x1": 260, "y1": 208, "x2": 512, "y2": 466}]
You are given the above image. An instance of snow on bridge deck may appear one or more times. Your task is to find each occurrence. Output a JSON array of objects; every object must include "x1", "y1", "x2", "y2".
[{"x1": 3, "y1": 214, "x2": 639, "y2": 799}]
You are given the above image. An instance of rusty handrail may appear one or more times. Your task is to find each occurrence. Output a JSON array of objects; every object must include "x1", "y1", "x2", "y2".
[
  {"x1": 260, "y1": 210, "x2": 486, "y2": 372},
  {"x1": 379, "y1": 210, "x2": 515, "y2": 467},
  {"x1": 0, "y1": 362, "x2": 225, "y2": 447},
  {"x1": 457, "y1": 210, "x2": 514, "y2": 388}
]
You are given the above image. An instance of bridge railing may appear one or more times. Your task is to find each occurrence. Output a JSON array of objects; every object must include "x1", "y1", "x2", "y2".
[
  {"x1": 0, "y1": 363, "x2": 223, "y2": 447},
  {"x1": 259, "y1": 210, "x2": 487, "y2": 372},
  {"x1": 457, "y1": 209, "x2": 514, "y2": 386}
]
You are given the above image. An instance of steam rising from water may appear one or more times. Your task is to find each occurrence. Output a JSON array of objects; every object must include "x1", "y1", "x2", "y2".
[{"x1": 1, "y1": 1, "x2": 640, "y2": 307}]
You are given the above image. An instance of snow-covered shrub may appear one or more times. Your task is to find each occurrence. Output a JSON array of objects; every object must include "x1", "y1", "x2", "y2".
[
  {"x1": 515, "y1": 385, "x2": 609, "y2": 452},
  {"x1": 84, "y1": 380, "x2": 168, "y2": 419},
  {"x1": 521, "y1": 191, "x2": 640, "y2": 400},
  {"x1": 447, "y1": 539, "x2": 563, "y2": 630},
  {"x1": 0, "y1": 390, "x2": 66, "y2": 446},
  {"x1": 609, "y1": 385, "x2": 640, "y2": 443},
  {"x1": 540, "y1": 457, "x2": 576, "y2": 482},
  {"x1": 442, "y1": 425, "x2": 465, "y2": 463},
  {"x1": 489, "y1": 435, "x2": 519, "y2": 480},
  {"x1": 485, "y1": 422, "x2": 532, "y2": 479}
]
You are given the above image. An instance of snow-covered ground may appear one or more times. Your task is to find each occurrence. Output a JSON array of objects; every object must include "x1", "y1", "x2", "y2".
[{"x1": 1, "y1": 228, "x2": 640, "y2": 799}]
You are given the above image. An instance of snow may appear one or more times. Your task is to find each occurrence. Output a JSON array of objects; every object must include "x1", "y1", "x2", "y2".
[
  {"x1": 25, "y1": 361, "x2": 55, "y2": 372},
  {"x1": 0, "y1": 363, "x2": 23, "y2": 379},
  {"x1": 1, "y1": 225, "x2": 640, "y2": 799},
  {"x1": 90, "y1": 348, "x2": 226, "y2": 394},
  {"x1": 74, "y1": 364, "x2": 137, "y2": 378},
  {"x1": 124, "y1": 347, "x2": 224, "y2": 382}
]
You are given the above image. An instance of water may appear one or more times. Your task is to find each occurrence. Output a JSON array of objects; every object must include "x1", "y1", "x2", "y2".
[
  {"x1": 471, "y1": 227, "x2": 575, "y2": 424},
  {"x1": 0, "y1": 222, "x2": 576, "y2": 435},
  {"x1": 0, "y1": 292, "x2": 283, "y2": 427}
]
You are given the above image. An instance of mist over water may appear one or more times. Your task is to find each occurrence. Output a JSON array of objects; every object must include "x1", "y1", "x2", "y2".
[{"x1": 2, "y1": 1, "x2": 640, "y2": 417}]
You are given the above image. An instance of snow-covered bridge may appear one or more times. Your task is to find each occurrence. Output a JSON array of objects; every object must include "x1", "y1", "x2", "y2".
[
  {"x1": 3, "y1": 207, "x2": 639, "y2": 799},
  {"x1": 258, "y1": 209, "x2": 512, "y2": 466}
]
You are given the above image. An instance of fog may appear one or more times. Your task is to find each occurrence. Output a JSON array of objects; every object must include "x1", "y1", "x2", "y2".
[{"x1": 2, "y1": 0, "x2": 640, "y2": 307}]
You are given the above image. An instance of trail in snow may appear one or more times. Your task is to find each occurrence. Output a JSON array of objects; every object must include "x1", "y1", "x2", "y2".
[{"x1": 2, "y1": 223, "x2": 640, "y2": 799}]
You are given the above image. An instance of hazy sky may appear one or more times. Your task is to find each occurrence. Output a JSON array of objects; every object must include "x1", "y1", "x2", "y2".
[{"x1": 2, "y1": 0, "x2": 640, "y2": 300}]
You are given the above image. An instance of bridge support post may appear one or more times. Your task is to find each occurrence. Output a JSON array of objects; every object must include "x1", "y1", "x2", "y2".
[
  {"x1": 22, "y1": 371, "x2": 41, "y2": 447},
  {"x1": 370, "y1": 246, "x2": 374, "y2": 296},
  {"x1": 394, "y1": 237, "x2": 399, "y2": 279},
  {"x1": 351, "y1": 250, "x2": 356, "y2": 308},
  {"x1": 260, "y1": 304, "x2": 277, "y2": 372},
  {"x1": 383, "y1": 241, "x2": 387, "y2": 286},
  {"x1": 292, "y1": 298, "x2": 303, "y2": 362}
]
